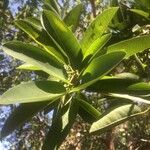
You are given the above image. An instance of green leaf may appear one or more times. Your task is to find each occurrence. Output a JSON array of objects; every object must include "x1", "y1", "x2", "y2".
[
  {"x1": 77, "y1": 99, "x2": 101, "y2": 122},
  {"x1": 0, "y1": 81, "x2": 66, "y2": 104},
  {"x1": 64, "y1": 4, "x2": 83, "y2": 32},
  {"x1": 81, "y1": 7, "x2": 118, "y2": 54},
  {"x1": 90, "y1": 104, "x2": 142, "y2": 133},
  {"x1": 130, "y1": 9, "x2": 150, "y2": 20},
  {"x1": 15, "y1": 19, "x2": 67, "y2": 64},
  {"x1": 3, "y1": 41, "x2": 68, "y2": 82},
  {"x1": 109, "y1": 93, "x2": 150, "y2": 105},
  {"x1": 127, "y1": 82, "x2": 150, "y2": 95},
  {"x1": 42, "y1": 10, "x2": 82, "y2": 69},
  {"x1": 42, "y1": 99, "x2": 78, "y2": 150},
  {"x1": 108, "y1": 35, "x2": 150, "y2": 58},
  {"x1": 17, "y1": 63, "x2": 41, "y2": 71},
  {"x1": 44, "y1": 0, "x2": 60, "y2": 14},
  {"x1": 83, "y1": 33, "x2": 111, "y2": 60},
  {"x1": 74, "y1": 51, "x2": 125, "y2": 91},
  {"x1": 0, "y1": 101, "x2": 55, "y2": 138},
  {"x1": 87, "y1": 73, "x2": 140, "y2": 93},
  {"x1": 23, "y1": 17, "x2": 42, "y2": 30}
]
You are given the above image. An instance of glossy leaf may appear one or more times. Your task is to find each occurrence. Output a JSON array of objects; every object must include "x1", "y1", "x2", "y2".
[
  {"x1": 108, "y1": 35, "x2": 150, "y2": 58},
  {"x1": 87, "y1": 73, "x2": 140, "y2": 93},
  {"x1": 3, "y1": 41, "x2": 68, "y2": 82},
  {"x1": 15, "y1": 19, "x2": 67, "y2": 64},
  {"x1": 110, "y1": 93, "x2": 150, "y2": 105},
  {"x1": 81, "y1": 7, "x2": 118, "y2": 54},
  {"x1": 90, "y1": 104, "x2": 141, "y2": 133},
  {"x1": 77, "y1": 99, "x2": 101, "y2": 122},
  {"x1": 0, "y1": 81, "x2": 66, "y2": 104},
  {"x1": 64, "y1": 4, "x2": 83, "y2": 32},
  {"x1": 1, "y1": 101, "x2": 54, "y2": 138},
  {"x1": 74, "y1": 51, "x2": 125, "y2": 91},
  {"x1": 42, "y1": 99, "x2": 78, "y2": 150},
  {"x1": 44, "y1": 0, "x2": 60, "y2": 14},
  {"x1": 42, "y1": 10, "x2": 82, "y2": 69},
  {"x1": 17, "y1": 63, "x2": 41, "y2": 71},
  {"x1": 83, "y1": 33, "x2": 111, "y2": 60},
  {"x1": 130, "y1": 9, "x2": 150, "y2": 20}
]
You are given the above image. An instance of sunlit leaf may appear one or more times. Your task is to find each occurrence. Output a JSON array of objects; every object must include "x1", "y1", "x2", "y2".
[
  {"x1": 17, "y1": 63, "x2": 41, "y2": 71},
  {"x1": 15, "y1": 19, "x2": 67, "y2": 64},
  {"x1": 130, "y1": 9, "x2": 150, "y2": 20},
  {"x1": 81, "y1": 7, "x2": 118, "y2": 54},
  {"x1": 0, "y1": 81, "x2": 66, "y2": 104},
  {"x1": 44, "y1": 0, "x2": 60, "y2": 14},
  {"x1": 64, "y1": 4, "x2": 83, "y2": 32},
  {"x1": 90, "y1": 104, "x2": 141, "y2": 133},
  {"x1": 87, "y1": 73, "x2": 140, "y2": 93},
  {"x1": 108, "y1": 35, "x2": 150, "y2": 58},
  {"x1": 83, "y1": 33, "x2": 111, "y2": 60},
  {"x1": 3, "y1": 41, "x2": 68, "y2": 82},
  {"x1": 73, "y1": 51, "x2": 125, "y2": 91},
  {"x1": 109, "y1": 93, "x2": 150, "y2": 105},
  {"x1": 42, "y1": 10, "x2": 82, "y2": 69}
]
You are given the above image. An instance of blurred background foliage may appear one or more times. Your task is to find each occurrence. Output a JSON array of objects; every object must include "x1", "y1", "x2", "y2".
[{"x1": 0, "y1": 0, "x2": 150, "y2": 149}]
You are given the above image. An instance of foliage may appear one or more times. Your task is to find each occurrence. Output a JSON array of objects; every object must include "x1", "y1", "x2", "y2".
[{"x1": 0, "y1": 0, "x2": 150, "y2": 149}]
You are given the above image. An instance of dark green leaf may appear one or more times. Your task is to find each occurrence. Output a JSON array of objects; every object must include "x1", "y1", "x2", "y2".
[
  {"x1": 1, "y1": 101, "x2": 55, "y2": 138},
  {"x1": 3, "y1": 41, "x2": 68, "y2": 82},
  {"x1": 42, "y1": 99, "x2": 78, "y2": 150},
  {"x1": 77, "y1": 99, "x2": 101, "y2": 123},
  {"x1": 15, "y1": 20, "x2": 67, "y2": 64},
  {"x1": 87, "y1": 73, "x2": 140, "y2": 93},
  {"x1": 64, "y1": 4, "x2": 83, "y2": 32}
]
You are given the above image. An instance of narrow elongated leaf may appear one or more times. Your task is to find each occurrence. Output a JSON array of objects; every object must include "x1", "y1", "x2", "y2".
[
  {"x1": 130, "y1": 9, "x2": 150, "y2": 20},
  {"x1": 64, "y1": 4, "x2": 83, "y2": 32},
  {"x1": 109, "y1": 93, "x2": 150, "y2": 105},
  {"x1": 127, "y1": 82, "x2": 150, "y2": 95},
  {"x1": 81, "y1": 7, "x2": 118, "y2": 54},
  {"x1": 1, "y1": 101, "x2": 56, "y2": 138},
  {"x1": 42, "y1": 99, "x2": 78, "y2": 150},
  {"x1": 0, "y1": 81, "x2": 66, "y2": 104},
  {"x1": 77, "y1": 99, "x2": 101, "y2": 122},
  {"x1": 23, "y1": 17, "x2": 42, "y2": 30},
  {"x1": 108, "y1": 35, "x2": 150, "y2": 58},
  {"x1": 3, "y1": 41, "x2": 68, "y2": 82},
  {"x1": 87, "y1": 73, "x2": 140, "y2": 93},
  {"x1": 17, "y1": 63, "x2": 41, "y2": 71},
  {"x1": 42, "y1": 10, "x2": 82, "y2": 69},
  {"x1": 15, "y1": 20, "x2": 67, "y2": 64},
  {"x1": 74, "y1": 51, "x2": 125, "y2": 91},
  {"x1": 44, "y1": 0, "x2": 60, "y2": 14},
  {"x1": 90, "y1": 104, "x2": 141, "y2": 133},
  {"x1": 83, "y1": 33, "x2": 111, "y2": 60}
]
